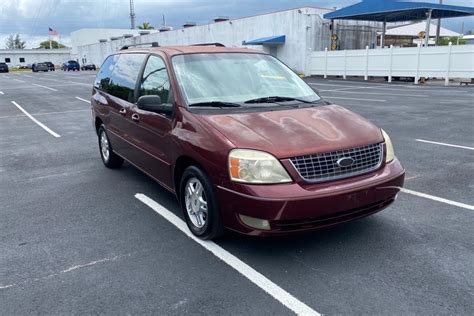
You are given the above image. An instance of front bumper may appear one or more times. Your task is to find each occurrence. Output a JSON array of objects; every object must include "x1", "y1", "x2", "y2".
[{"x1": 215, "y1": 158, "x2": 405, "y2": 236}]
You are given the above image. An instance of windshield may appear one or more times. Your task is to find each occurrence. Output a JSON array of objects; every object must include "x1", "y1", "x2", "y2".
[{"x1": 172, "y1": 53, "x2": 320, "y2": 106}]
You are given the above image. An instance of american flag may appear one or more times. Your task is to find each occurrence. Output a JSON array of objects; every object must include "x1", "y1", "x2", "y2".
[{"x1": 48, "y1": 27, "x2": 58, "y2": 36}]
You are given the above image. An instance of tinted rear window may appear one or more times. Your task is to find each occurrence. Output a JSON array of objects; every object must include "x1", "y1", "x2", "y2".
[
  {"x1": 108, "y1": 53, "x2": 146, "y2": 103},
  {"x1": 94, "y1": 55, "x2": 118, "y2": 92}
]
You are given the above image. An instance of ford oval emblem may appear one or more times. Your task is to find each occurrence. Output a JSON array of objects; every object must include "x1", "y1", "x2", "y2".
[{"x1": 337, "y1": 157, "x2": 355, "y2": 168}]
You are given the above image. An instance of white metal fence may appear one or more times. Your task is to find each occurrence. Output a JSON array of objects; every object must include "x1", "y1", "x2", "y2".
[{"x1": 309, "y1": 44, "x2": 474, "y2": 85}]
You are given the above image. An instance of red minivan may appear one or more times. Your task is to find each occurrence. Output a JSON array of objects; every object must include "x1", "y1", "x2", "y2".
[{"x1": 91, "y1": 43, "x2": 405, "y2": 239}]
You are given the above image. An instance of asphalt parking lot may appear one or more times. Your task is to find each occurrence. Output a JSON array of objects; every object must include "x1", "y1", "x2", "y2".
[{"x1": 1, "y1": 70, "x2": 473, "y2": 315}]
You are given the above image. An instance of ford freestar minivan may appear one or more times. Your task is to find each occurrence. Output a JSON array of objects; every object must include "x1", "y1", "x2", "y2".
[{"x1": 91, "y1": 43, "x2": 405, "y2": 239}]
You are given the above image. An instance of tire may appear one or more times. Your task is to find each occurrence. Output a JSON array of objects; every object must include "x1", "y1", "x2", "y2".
[
  {"x1": 98, "y1": 125, "x2": 123, "y2": 169},
  {"x1": 180, "y1": 166, "x2": 225, "y2": 239}
]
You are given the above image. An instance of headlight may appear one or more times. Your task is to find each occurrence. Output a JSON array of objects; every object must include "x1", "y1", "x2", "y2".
[
  {"x1": 381, "y1": 129, "x2": 395, "y2": 162},
  {"x1": 228, "y1": 149, "x2": 292, "y2": 184}
]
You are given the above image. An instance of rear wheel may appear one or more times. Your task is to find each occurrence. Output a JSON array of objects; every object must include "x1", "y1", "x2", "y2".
[
  {"x1": 98, "y1": 125, "x2": 123, "y2": 169},
  {"x1": 180, "y1": 166, "x2": 224, "y2": 239}
]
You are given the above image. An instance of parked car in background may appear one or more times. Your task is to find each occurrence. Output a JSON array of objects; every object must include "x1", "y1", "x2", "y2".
[
  {"x1": 44, "y1": 61, "x2": 55, "y2": 71},
  {"x1": 81, "y1": 64, "x2": 96, "y2": 71},
  {"x1": 32, "y1": 63, "x2": 49, "y2": 72},
  {"x1": 62, "y1": 60, "x2": 80, "y2": 71},
  {"x1": 0, "y1": 62, "x2": 9, "y2": 73},
  {"x1": 91, "y1": 43, "x2": 405, "y2": 240}
]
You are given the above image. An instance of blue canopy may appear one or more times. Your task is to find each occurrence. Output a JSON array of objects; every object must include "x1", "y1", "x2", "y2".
[
  {"x1": 324, "y1": 0, "x2": 474, "y2": 22},
  {"x1": 242, "y1": 35, "x2": 286, "y2": 46}
]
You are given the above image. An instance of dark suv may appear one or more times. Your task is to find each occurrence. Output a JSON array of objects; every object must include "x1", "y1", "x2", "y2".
[
  {"x1": 44, "y1": 61, "x2": 55, "y2": 71},
  {"x1": 0, "y1": 62, "x2": 9, "y2": 73},
  {"x1": 62, "y1": 60, "x2": 80, "y2": 71},
  {"x1": 91, "y1": 43, "x2": 404, "y2": 239}
]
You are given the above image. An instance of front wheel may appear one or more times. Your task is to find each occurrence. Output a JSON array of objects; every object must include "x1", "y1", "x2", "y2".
[
  {"x1": 180, "y1": 166, "x2": 224, "y2": 239},
  {"x1": 98, "y1": 125, "x2": 123, "y2": 169}
]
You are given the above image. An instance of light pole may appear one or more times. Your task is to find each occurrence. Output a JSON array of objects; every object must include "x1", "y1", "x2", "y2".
[
  {"x1": 129, "y1": 0, "x2": 136, "y2": 29},
  {"x1": 435, "y1": 0, "x2": 443, "y2": 45}
]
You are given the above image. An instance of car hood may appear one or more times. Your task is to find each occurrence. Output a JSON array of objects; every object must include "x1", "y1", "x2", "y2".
[{"x1": 198, "y1": 105, "x2": 384, "y2": 158}]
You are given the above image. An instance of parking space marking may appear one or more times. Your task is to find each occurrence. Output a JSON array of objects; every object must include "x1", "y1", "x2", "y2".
[
  {"x1": 0, "y1": 91, "x2": 4, "y2": 94},
  {"x1": 323, "y1": 96, "x2": 386, "y2": 102},
  {"x1": 415, "y1": 139, "x2": 474, "y2": 151},
  {"x1": 401, "y1": 188, "x2": 474, "y2": 211},
  {"x1": 23, "y1": 74, "x2": 34, "y2": 78},
  {"x1": 13, "y1": 79, "x2": 26, "y2": 83},
  {"x1": 32, "y1": 83, "x2": 58, "y2": 92},
  {"x1": 319, "y1": 88, "x2": 423, "y2": 97},
  {"x1": 0, "y1": 83, "x2": 92, "y2": 91},
  {"x1": 10, "y1": 101, "x2": 61, "y2": 138},
  {"x1": 0, "y1": 252, "x2": 135, "y2": 290},
  {"x1": 75, "y1": 96, "x2": 91, "y2": 104},
  {"x1": 135, "y1": 193, "x2": 319, "y2": 316},
  {"x1": 0, "y1": 109, "x2": 89, "y2": 120}
]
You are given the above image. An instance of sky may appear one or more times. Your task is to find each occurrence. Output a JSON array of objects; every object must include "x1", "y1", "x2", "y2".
[{"x1": 0, "y1": 0, "x2": 473, "y2": 48}]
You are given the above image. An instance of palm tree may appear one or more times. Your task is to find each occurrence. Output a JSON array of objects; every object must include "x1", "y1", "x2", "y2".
[{"x1": 138, "y1": 22, "x2": 154, "y2": 30}]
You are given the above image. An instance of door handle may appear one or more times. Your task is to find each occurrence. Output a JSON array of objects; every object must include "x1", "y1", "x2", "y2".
[
  {"x1": 119, "y1": 108, "x2": 127, "y2": 115},
  {"x1": 131, "y1": 113, "x2": 140, "y2": 122}
]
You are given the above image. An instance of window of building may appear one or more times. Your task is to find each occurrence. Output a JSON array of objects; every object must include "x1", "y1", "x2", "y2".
[
  {"x1": 19, "y1": 57, "x2": 25, "y2": 63},
  {"x1": 5, "y1": 58, "x2": 11, "y2": 63}
]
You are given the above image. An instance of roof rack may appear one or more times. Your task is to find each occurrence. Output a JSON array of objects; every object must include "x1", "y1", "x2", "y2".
[
  {"x1": 191, "y1": 43, "x2": 226, "y2": 47},
  {"x1": 120, "y1": 42, "x2": 159, "y2": 50}
]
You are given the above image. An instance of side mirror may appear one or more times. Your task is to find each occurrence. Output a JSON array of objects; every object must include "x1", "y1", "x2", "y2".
[{"x1": 136, "y1": 95, "x2": 172, "y2": 115}]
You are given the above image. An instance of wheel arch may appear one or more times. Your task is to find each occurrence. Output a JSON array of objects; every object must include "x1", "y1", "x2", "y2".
[{"x1": 173, "y1": 155, "x2": 208, "y2": 200}]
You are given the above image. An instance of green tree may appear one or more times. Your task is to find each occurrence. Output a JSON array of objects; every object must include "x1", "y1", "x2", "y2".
[
  {"x1": 38, "y1": 40, "x2": 66, "y2": 49},
  {"x1": 5, "y1": 34, "x2": 26, "y2": 49},
  {"x1": 138, "y1": 22, "x2": 154, "y2": 30},
  {"x1": 438, "y1": 36, "x2": 466, "y2": 46}
]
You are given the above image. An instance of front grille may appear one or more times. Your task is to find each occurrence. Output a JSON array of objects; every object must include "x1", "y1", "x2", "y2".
[{"x1": 290, "y1": 143, "x2": 383, "y2": 182}]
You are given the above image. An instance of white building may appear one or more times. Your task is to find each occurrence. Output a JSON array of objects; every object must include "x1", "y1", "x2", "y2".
[
  {"x1": 378, "y1": 21, "x2": 460, "y2": 47},
  {"x1": 0, "y1": 49, "x2": 71, "y2": 67},
  {"x1": 75, "y1": 7, "x2": 380, "y2": 75},
  {"x1": 70, "y1": 28, "x2": 157, "y2": 58}
]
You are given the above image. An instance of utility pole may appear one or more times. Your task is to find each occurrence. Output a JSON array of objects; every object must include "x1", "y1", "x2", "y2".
[
  {"x1": 458, "y1": 21, "x2": 464, "y2": 45},
  {"x1": 129, "y1": 0, "x2": 136, "y2": 29},
  {"x1": 435, "y1": 0, "x2": 442, "y2": 45}
]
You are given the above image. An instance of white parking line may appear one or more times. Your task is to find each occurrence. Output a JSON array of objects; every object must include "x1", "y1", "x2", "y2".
[
  {"x1": 32, "y1": 83, "x2": 58, "y2": 91},
  {"x1": 0, "y1": 83, "x2": 92, "y2": 90},
  {"x1": 75, "y1": 96, "x2": 91, "y2": 104},
  {"x1": 401, "y1": 188, "x2": 474, "y2": 211},
  {"x1": 323, "y1": 96, "x2": 386, "y2": 102},
  {"x1": 415, "y1": 139, "x2": 474, "y2": 151},
  {"x1": 0, "y1": 109, "x2": 89, "y2": 120},
  {"x1": 13, "y1": 79, "x2": 26, "y2": 83},
  {"x1": 23, "y1": 74, "x2": 34, "y2": 78},
  {"x1": 135, "y1": 193, "x2": 319, "y2": 316},
  {"x1": 0, "y1": 91, "x2": 4, "y2": 94},
  {"x1": 10, "y1": 101, "x2": 61, "y2": 138},
  {"x1": 320, "y1": 88, "x2": 423, "y2": 97}
]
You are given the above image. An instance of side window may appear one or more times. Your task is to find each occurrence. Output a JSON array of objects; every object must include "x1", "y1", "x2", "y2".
[
  {"x1": 94, "y1": 55, "x2": 118, "y2": 92},
  {"x1": 108, "y1": 53, "x2": 146, "y2": 103},
  {"x1": 139, "y1": 55, "x2": 171, "y2": 103}
]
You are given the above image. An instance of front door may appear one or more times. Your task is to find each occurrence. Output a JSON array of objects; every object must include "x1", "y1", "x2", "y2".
[{"x1": 127, "y1": 54, "x2": 175, "y2": 189}]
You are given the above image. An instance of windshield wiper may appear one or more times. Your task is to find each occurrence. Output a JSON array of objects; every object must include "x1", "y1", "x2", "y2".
[
  {"x1": 188, "y1": 101, "x2": 242, "y2": 108},
  {"x1": 244, "y1": 96, "x2": 316, "y2": 104}
]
